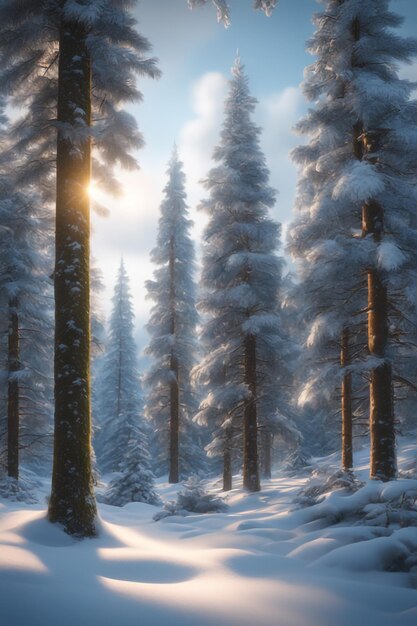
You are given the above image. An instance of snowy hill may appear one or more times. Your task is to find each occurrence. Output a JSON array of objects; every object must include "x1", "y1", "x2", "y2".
[{"x1": 1, "y1": 439, "x2": 417, "y2": 626}]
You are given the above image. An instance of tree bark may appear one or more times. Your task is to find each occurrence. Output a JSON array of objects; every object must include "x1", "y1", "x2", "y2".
[
  {"x1": 48, "y1": 17, "x2": 97, "y2": 536},
  {"x1": 361, "y1": 184, "x2": 396, "y2": 482},
  {"x1": 223, "y1": 444, "x2": 232, "y2": 491},
  {"x1": 261, "y1": 430, "x2": 272, "y2": 479},
  {"x1": 7, "y1": 297, "x2": 19, "y2": 479},
  {"x1": 169, "y1": 236, "x2": 179, "y2": 483},
  {"x1": 351, "y1": 13, "x2": 396, "y2": 482},
  {"x1": 243, "y1": 334, "x2": 260, "y2": 491},
  {"x1": 341, "y1": 327, "x2": 353, "y2": 471}
]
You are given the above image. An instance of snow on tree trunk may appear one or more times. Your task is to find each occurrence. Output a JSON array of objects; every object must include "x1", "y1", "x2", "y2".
[
  {"x1": 7, "y1": 297, "x2": 19, "y2": 480},
  {"x1": 48, "y1": 18, "x2": 96, "y2": 537}
]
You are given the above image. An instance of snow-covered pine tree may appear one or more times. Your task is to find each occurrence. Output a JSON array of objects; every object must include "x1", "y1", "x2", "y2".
[
  {"x1": 195, "y1": 57, "x2": 286, "y2": 492},
  {"x1": 104, "y1": 405, "x2": 158, "y2": 507},
  {"x1": 288, "y1": 0, "x2": 417, "y2": 480},
  {"x1": 94, "y1": 261, "x2": 143, "y2": 468},
  {"x1": 145, "y1": 146, "x2": 202, "y2": 483},
  {"x1": 94, "y1": 261, "x2": 156, "y2": 506},
  {"x1": 187, "y1": 0, "x2": 277, "y2": 25},
  {"x1": 0, "y1": 113, "x2": 53, "y2": 481},
  {"x1": 0, "y1": 0, "x2": 160, "y2": 536}
]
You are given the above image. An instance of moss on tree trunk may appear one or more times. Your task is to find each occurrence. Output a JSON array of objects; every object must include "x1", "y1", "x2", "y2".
[{"x1": 48, "y1": 17, "x2": 97, "y2": 537}]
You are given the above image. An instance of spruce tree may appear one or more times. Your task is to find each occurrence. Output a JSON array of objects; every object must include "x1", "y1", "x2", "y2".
[
  {"x1": 94, "y1": 261, "x2": 145, "y2": 472},
  {"x1": 0, "y1": 0, "x2": 159, "y2": 535},
  {"x1": 289, "y1": 0, "x2": 417, "y2": 480},
  {"x1": 195, "y1": 57, "x2": 285, "y2": 492},
  {"x1": 145, "y1": 146, "x2": 202, "y2": 483},
  {"x1": 0, "y1": 116, "x2": 53, "y2": 480},
  {"x1": 187, "y1": 0, "x2": 277, "y2": 25}
]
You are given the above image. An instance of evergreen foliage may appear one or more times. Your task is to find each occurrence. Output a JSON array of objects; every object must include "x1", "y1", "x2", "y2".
[
  {"x1": 95, "y1": 261, "x2": 144, "y2": 471},
  {"x1": 95, "y1": 261, "x2": 157, "y2": 506},
  {"x1": 0, "y1": 0, "x2": 160, "y2": 536},
  {"x1": 195, "y1": 57, "x2": 291, "y2": 491},
  {"x1": 145, "y1": 146, "x2": 203, "y2": 482},
  {"x1": 187, "y1": 0, "x2": 277, "y2": 25},
  {"x1": 288, "y1": 0, "x2": 417, "y2": 476},
  {"x1": 0, "y1": 114, "x2": 53, "y2": 478}
]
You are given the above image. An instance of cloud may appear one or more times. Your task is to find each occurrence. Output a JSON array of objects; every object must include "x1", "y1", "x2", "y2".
[
  {"x1": 179, "y1": 71, "x2": 228, "y2": 214},
  {"x1": 257, "y1": 86, "x2": 306, "y2": 227}
]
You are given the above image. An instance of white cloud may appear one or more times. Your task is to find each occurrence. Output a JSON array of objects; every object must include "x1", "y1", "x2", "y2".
[
  {"x1": 258, "y1": 85, "x2": 306, "y2": 227},
  {"x1": 179, "y1": 71, "x2": 228, "y2": 217}
]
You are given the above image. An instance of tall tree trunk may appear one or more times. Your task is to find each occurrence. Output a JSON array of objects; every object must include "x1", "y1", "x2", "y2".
[
  {"x1": 243, "y1": 334, "x2": 260, "y2": 491},
  {"x1": 351, "y1": 16, "x2": 396, "y2": 483},
  {"x1": 48, "y1": 17, "x2": 97, "y2": 537},
  {"x1": 169, "y1": 236, "x2": 179, "y2": 483},
  {"x1": 7, "y1": 297, "x2": 19, "y2": 479},
  {"x1": 223, "y1": 442, "x2": 232, "y2": 491},
  {"x1": 261, "y1": 430, "x2": 272, "y2": 479},
  {"x1": 362, "y1": 201, "x2": 396, "y2": 480},
  {"x1": 341, "y1": 327, "x2": 353, "y2": 471}
]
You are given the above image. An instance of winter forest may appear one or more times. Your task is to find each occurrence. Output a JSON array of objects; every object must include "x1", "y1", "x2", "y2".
[{"x1": 1, "y1": 0, "x2": 417, "y2": 625}]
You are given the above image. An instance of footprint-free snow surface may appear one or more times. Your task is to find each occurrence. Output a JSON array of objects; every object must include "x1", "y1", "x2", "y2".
[{"x1": 1, "y1": 443, "x2": 417, "y2": 626}]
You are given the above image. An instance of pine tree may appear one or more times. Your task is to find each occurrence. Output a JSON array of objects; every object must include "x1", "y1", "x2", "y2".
[
  {"x1": 94, "y1": 261, "x2": 142, "y2": 469},
  {"x1": 94, "y1": 261, "x2": 157, "y2": 506},
  {"x1": 195, "y1": 57, "x2": 286, "y2": 492},
  {"x1": 104, "y1": 407, "x2": 158, "y2": 507},
  {"x1": 187, "y1": 0, "x2": 277, "y2": 25},
  {"x1": 0, "y1": 0, "x2": 159, "y2": 535},
  {"x1": 289, "y1": 0, "x2": 417, "y2": 480},
  {"x1": 0, "y1": 114, "x2": 53, "y2": 480},
  {"x1": 145, "y1": 146, "x2": 202, "y2": 483}
]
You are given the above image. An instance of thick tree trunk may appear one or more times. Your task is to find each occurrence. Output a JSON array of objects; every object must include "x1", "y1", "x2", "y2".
[
  {"x1": 243, "y1": 334, "x2": 260, "y2": 491},
  {"x1": 223, "y1": 444, "x2": 232, "y2": 491},
  {"x1": 48, "y1": 18, "x2": 97, "y2": 537},
  {"x1": 261, "y1": 430, "x2": 272, "y2": 479},
  {"x1": 341, "y1": 327, "x2": 353, "y2": 471},
  {"x1": 7, "y1": 297, "x2": 19, "y2": 479},
  {"x1": 361, "y1": 199, "x2": 396, "y2": 482},
  {"x1": 169, "y1": 236, "x2": 180, "y2": 483},
  {"x1": 351, "y1": 17, "x2": 396, "y2": 481}
]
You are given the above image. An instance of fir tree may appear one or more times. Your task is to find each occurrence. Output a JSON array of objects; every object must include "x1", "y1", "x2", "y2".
[
  {"x1": 0, "y1": 0, "x2": 160, "y2": 536},
  {"x1": 104, "y1": 407, "x2": 158, "y2": 507},
  {"x1": 145, "y1": 146, "x2": 202, "y2": 483},
  {"x1": 0, "y1": 115, "x2": 53, "y2": 480},
  {"x1": 95, "y1": 261, "x2": 157, "y2": 506},
  {"x1": 95, "y1": 261, "x2": 143, "y2": 470},
  {"x1": 195, "y1": 57, "x2": 286, "y2": 492},
  {"x1": 187, "y1": 0, "x2": 277, "y2": 25},
  {"x1": 289, "y1": 0, "x2": 417, "y2": 480}
]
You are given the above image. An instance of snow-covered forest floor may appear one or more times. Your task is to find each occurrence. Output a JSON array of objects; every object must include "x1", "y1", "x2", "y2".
[{"x1": 1, "y1": 440, "x2": 417, "y2": 626}]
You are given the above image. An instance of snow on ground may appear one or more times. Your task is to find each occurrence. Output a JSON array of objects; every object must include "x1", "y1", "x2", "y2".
[{"x1": 1, "y1": 440, "x2": 417, "y2": 626}]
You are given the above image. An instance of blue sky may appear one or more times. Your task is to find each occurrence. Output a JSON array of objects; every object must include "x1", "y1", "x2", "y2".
[{"x1": 91, "y1": 0, "x2": 417, "y2": 354}]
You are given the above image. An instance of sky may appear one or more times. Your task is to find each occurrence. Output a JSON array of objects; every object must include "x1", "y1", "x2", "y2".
[{"x1": 90, "y1": 0, "x2": 417, "y2": 358}]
